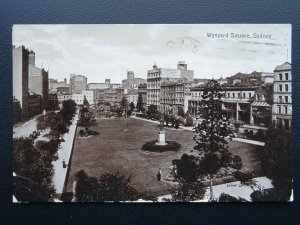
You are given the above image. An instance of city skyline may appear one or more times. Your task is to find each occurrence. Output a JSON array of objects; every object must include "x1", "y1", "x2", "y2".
[{"x1": 13, "y1": 24, "x2": 291, "y2": 83}]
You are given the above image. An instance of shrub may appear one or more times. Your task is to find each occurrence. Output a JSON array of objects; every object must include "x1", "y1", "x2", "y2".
[
  {"x1": 253, "y1": 129, "x2": 266, "y2": 142},
  {"x1": 233, "y1": 170, "x2": 254, "y2": 184},
  {"x1": 218, "y1": 193, "x2": 244, "y2": 202},
  {"x1": 232, "y1": 155, "x2": 242, "y2": 170},
  {"x1": 175, "y1": 154, "x2": 199, "y2": 182},
  {"x1": 185, "y1": 116, "x2": 193, "y2": 127},
  {"x1": 141, "y1": 140, "x2": 181, "y2": 152},
  {"x1": 79, "y1": 130, "x2": 85, "y2": 137}
]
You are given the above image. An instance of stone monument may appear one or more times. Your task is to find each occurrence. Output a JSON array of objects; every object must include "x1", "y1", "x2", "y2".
[{"x1": 157, "y1": 130, "x2": 167, "y2": 145}]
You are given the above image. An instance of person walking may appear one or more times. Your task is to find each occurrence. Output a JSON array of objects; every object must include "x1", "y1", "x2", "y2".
[{"x1": 157, "y1": 168, "x2": 162, "y2": 181}]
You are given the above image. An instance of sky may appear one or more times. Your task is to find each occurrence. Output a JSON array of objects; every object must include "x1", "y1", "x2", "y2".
[{"x1": 13, "y1": 24, "x2": 291, "y2": 83}]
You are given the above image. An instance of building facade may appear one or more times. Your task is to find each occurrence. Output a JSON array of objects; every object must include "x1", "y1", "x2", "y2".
[
  {"x1": 250, "y1": 84, "x2": 273, "y2": 126},
  {"x1": 122, "y1": 71, "x2": 146, "y2": 89},
  {"x1": 160, "y1": 79, "x2": 187, "y2": 115},
  {"x1": 13, "y1": 45, "x2": 29, "y2": 122},
  {"x1": 126, "y1": 89, "x2": 139, "y2": 107},
  {"x1": 88, "y1": 79, "x2": 111, "y2": 90},
  {"x1": 70, "y1": 74, "x2": 87, "y2": 94},
  {"x1": 147, "y1": 63, "x2": 181, "y2": 111},
  {"x1": 28, "y1": 50, "x2": 49, "y2": 109},
  {"x1": 189, "y1": 85, "x2": 257, "y2": 124},
  {"x1": 138, "y1": 83, "x2": 147, "y2": 110},
  {"x1": 49, "y1": 78, "x2": 69, "y2": 93},
  {"x1": 72, "y1": 90, "x2": 94, "y2": 105},
  {"x1": 272, "y1": 62, "x2": 292, "y2": 130}
]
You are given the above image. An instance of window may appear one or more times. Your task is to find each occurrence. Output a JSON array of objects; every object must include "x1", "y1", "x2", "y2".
[
  {"x1": 285, "y1": 84, "x2": 289, "y2": 92},
  {"x1": 278, "y1": 106, "x2": 281, "y2": 114},
  {"x1": 285, "y1": 96, "x2": 288, "y2": 103},
  {"x1": 256, "y1": 94, "x2": 260, "y2": 100},
  {"x1": 238, "y1": 93, "x2": 240, "y2": 98},
  {"x1": 279, "y1": 85, "x2": 282, "y2": 92},
  {"x1": 233, "y1": 93, "x2": 235, "y2": 98},
  {"x1": 262, "y1": 94, "x2": 266, "y2": 100},
  {"x1": 279, "y1": 96, "x2": 282, "y2": 103},
  {"x1": 285, "y1": 73, "x2": 289, "y2": 80},
  {"x1": 228, "y1": 93, "x2": 230, "y2": 98},
  {"x1": 284, "y1": 106, "x2": 288, "y2": 114},
  {"x1": 243, "y1": 93, "x2": 246, "y2": 98},
  {"x1": 279, "y1": 73, "x2": 282, "y2": 80},
  {"x1": 248, "y1": 93, "x2": 251, "y2": 98}
]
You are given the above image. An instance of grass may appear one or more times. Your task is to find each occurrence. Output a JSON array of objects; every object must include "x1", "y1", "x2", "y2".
[{"x1": 66, "y1": 117, "x2": 262, "y2": 196}]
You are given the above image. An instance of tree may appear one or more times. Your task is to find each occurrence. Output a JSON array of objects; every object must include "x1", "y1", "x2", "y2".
[
  {"x1": 129, "y1": 102, "x2": 135, "y2": 111},
  {"x1": 120, "y1": 96, "x2": 128, "y2": 110},
  {"x1": 185, "y1": 115, "x2": 194, "y2": 127},
  {"x1": 146, "y1": 104, "x2": 157, "y2": 119},
  {"x1": 136, "y1": 94, "x2": 144, "y2": 113},
  {"x1": 170, "y1": 178, "x2": 205, "y2": 202},
  {"x1": 193, "y1": 80, "x2": 233, "y2": 201},
  {"x1": 177, "y1": 107, "x2": 185, "y2": 117},
  {"x1": 13, "y1": 137, "x2": 55, "y2": 201},
  {"x1": 218, "y1": 193, "x2": 244, "y2": 202},
  {"x1": 36, "y1": 112, "x2": 69, "y2": 141},
  {"x1": 78, "y1": 110, "x2": 97, "y2": 134},
  {"x1": 60, "y1": 99, "x2": 77, "y2": 125},
  {"x1": 176, "y1": 154, "x2": 199, "y2": 182},
  {"x1": 96, "y1": 172, "x2": 140, "y2": 202},
  {"x1": 261, "y1": 128, "x2": 292, "y2": 201},
  {"x1": 73, "y1": 170, "x2": 140, "y2": 202}
]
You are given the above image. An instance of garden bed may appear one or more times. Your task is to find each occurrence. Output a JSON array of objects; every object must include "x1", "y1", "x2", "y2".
[{"x1": 141, "y1": 140, "x2": 181, "y2": 152}]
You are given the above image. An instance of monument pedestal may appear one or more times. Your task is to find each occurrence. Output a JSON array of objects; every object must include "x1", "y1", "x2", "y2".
[{"x1": 156, "y1": 130, "x2": 167, "y2": 145}]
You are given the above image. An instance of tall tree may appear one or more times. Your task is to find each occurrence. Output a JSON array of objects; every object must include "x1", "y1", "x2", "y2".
[
  {"x1": 193, "y1": 80, "x2": 232, "y2": 201},
  {"x1": 129, "y1": 102, "x2": 135, "y2": 111},
  {"x1": 136, "y1": 94, "x2": 144, "y2": 113},
  {"x1": 261, "y1": 128, "x2": 292, "y2": 201}
]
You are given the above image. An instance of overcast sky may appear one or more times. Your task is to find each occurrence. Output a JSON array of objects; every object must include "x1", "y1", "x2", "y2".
[{"x1": 13, "y1": 24, "x2": 291, "y2": 83}]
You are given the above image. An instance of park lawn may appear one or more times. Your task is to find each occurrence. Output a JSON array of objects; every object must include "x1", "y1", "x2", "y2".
[{"x1": 66, "y1": 117, "x2": 262, "y2": 196}]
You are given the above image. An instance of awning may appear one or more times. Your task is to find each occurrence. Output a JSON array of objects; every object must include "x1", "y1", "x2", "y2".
[{"x1": 251, "y1": 101, "x2": 271, "y2": 107}]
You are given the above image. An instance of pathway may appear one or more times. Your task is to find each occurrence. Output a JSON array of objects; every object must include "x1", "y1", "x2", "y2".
[
  {"x1": 132, "y1": 116, "x2": 265, "y2": 146},
  {"x1": 52, "y1": 112, "x2": 78, "y2": 194},
  {"x1": 157, "y1": 176, "x2": 273, "y2": 202}
]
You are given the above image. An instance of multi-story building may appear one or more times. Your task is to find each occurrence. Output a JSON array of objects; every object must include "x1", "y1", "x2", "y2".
[
  {"x1": 250, "y1": 84, "x2": 273, "y2": 126},
  {"x1": 177, "y1": 61, "x2": 194, "y2": 82},
  {"x1": 72, "y1": 90, "x2": 94, "y2": 105},
  {"x1": 13, "y1": 98, "x2": 22, "y2": 124},
  {"x1": 88, "y1": 79, "x2": 111, "y2": 90},
  {"x1": 49, "y1": 78, "x2": 69, "y2": 93},
  {"x1": 272, "y1": 62, "x2": 292, "y2": 130},
  {"x1": 69, "y1": 74, "x2": 87, "y2": 94},
  {"x1": 47, "y1": 93, "x2": 59, "y2": 110},
  {"x1": 13, "y1": 45, "x2": 29, "y2": 122},
  {"x1": 226, "y1": 71, "x2": 262, "y2": 85},
  {"x1": 28, "y1": 50, "x2": 49, "y2": 109},
  {"x1": 126, "y1": 89, "x2": 139, "y2": 107},
  {"x1": 27, "y1": 92, "x2": 43, "y2": 118},
  {"x1": 147, "y1": 62, "x2": 194, "y2": 111},
  {"x1": 122, "y1": 71, "x2": 146, "y2": 89},
  {"x1": 147, "y1": 63, "x2": 180, "y2": 111},
  {"x1": 189, "y1": 85, "x2": 258, "y2": 123},
  {"x1": 160, "y1": 79, "x2": 187, "y2": 115},
  {"x1": 138, "y1": 83, "x2": 147, "y2": 110},
  {"x1": 57, "y1": 94, "x2": 73, "y2": 103}
]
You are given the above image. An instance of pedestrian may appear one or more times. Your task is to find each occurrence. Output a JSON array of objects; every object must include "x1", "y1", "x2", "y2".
[
  {"x1": 62, "y1": 159, "x2": 67, "y2": 168},
  {"x1": 157, "y1": 168, "x2": 162, "y2": 181}
]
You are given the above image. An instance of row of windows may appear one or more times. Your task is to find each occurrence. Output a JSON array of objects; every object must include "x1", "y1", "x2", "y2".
[
  {"x1": 277, "y1": 105, "x2": 291, "y2": 115},
  {"x1": 277, "y1": 84, "x2": 289, "y2": 92},
  {"x1": 278, "y1": 73, "x2": 290, "y2": 81},
  {"x1": 277, "y1": 96, "x2": 290, "y2": 103}
]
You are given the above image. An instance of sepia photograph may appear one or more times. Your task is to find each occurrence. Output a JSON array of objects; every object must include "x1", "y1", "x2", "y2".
[{"x1": 12, "y1": 24, "x2": 292, "y2": 202}]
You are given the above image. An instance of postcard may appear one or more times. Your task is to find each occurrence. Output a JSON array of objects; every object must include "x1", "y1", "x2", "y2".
[{"x1": 12, "y1": 24, "x2": 292, "y2": 202}]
